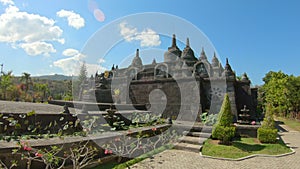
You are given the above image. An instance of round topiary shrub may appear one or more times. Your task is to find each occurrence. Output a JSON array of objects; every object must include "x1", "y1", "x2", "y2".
[
  {"x1": 212, "y1": 125, "x2": 236, "y2": 144},
  {"x1": 257, "y1": 127, "x2": 277, "y2": 143}
]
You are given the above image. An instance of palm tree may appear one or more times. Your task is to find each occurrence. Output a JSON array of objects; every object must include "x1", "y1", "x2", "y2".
[
  {"x1": 21, "y1": 72, "x2": 32, "y2": 95},
  {"x1": 34, "y1": 83, "x2": 49, "y2": 102},
  {"x1": 0, "y1": 71, "x2": 13, "y2": 100}
]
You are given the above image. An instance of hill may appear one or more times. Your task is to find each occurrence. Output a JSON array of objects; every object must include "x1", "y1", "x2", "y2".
[{"x1": 32, "y1": 74, "x2": 73, "y2": 81}]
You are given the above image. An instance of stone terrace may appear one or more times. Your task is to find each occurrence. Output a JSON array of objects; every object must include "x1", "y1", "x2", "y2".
[{"x1": 0, "y1": 100, "x2": 76, "y2": 114}]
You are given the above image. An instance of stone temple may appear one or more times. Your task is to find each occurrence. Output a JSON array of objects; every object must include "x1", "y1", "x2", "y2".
[{"x1": 82, "y1": 34, "x2": 258, "y2": 123}]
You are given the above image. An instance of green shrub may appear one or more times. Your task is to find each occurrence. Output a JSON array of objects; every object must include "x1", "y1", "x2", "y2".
[
  {"x1": 257, "y1": 128, "x2": 277, "y2": 143},
  {"x1": 216, "y1": 94, "x2": 234, "y2": 127},
  {"x1": 212, "y1": 94, "x2": 236, "y2": 144},
  {"x1": 204, "y1": 114, "x2": 218, "y2": 126},
  {"x1": 257, "y1": 104, "x2": 278, "y2": 143},
  {"x1": 212, "y1": 125, "x2": 236, "y2": 144}
]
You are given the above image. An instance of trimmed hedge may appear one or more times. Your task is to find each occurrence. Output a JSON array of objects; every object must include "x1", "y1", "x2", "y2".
[
  {"x1": 257, "y1": 128, "x2": 277, "y2": 143},
  {"x1": 212, "y1": 125, "x2": 236, "y2": 144}
]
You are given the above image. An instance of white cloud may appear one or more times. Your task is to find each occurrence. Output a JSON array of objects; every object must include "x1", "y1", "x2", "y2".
[
  {"x1": 0, "y1": 4, "x2": 64, "y2": 56},
  {"x1": 54, "y1": 48, "x2": 105, "y2": 76},
  {"x1": 20, "y1": 41, "x2": 56, "y2": 56},
  {"x1": 98, "y1": 58, "x2": 105, "y2": 64},
  {"x1": 119, "y1": 22, "x2": 161, "y2": 47},
  {"x1": 57, "y1": 9, "x2": 85, "y2": 29},
  {"x1": 86, "y1": 63, "x2": 106, "y2": 76},
  {"x1": 0, "y1": 0, "x2": 14, "y2": 5},
  {"x1": 62, "y1": 48, "x2": 80, "y2": 57}
]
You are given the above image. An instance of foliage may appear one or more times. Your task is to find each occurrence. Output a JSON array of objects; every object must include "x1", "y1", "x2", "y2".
[
  {"x1": 257, "y1": 104, "x2": 278, "y2": 143},
  {"x1": 33, "y1": 83, "x2": 49, "y2": 101},
  {"x1": 0, "y1": 71, "x2": 13, "y2": 100},
  {"x1": 103, "y1": 129, "x2": 179, "y2": 159},
  {"x1": 261, "y1": 71, "x2": 300, "y2": 118},
  {"x1": 130, "y1": 112, "x2": 161, "y2": 126},
  {"x1": 0, "y1": 71, "x2": 72, "y2": 102},
  {"x1": 216, "y1": 94, "x2": 234, "y2": 127},
  {"x1": 257, "y1": 128, "x2": 277, "y2": 143},
  {"x1": 261, "y1": 104, "x2": 275, "y2": 129},
  {"x1": 200, "y1": 112, "x2": 208, "y2": 122},
  {"x1": 212, "y1": 125, "x2": 235, "y2": 144},
  {"x1": 21, "y1": 72, "x2": 32, "y2": 95},
  {"x1": 73, "y1": 62, "x2": 88, "y2": 100},
  {"x1": 212, "y1": 94, "x2": 236, "y2": 144},
  {"x1": 6, "y1": 140, "x2": 99, "y2": 169},
  {"x1": 201, "y1": 113, "x2": 218, "y2": 126}
]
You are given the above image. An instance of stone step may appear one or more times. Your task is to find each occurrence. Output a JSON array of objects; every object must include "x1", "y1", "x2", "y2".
[
  {"x1": 179, "y1": 136, "x2": 200, "y2": 144},
  {"x1": 185, "y1": 132, "x2": 211, "y2": 138},
  {"x1": 185, "y1": 131, "x2": 201, "y2": 137},
  {"x1": 190, "y1": 126, "x2": 202, "y2": 132},
  {"x1": 199, "y1": 137, "x2": 208, "y2": 145},
  {"x1": 174, "y1": 142, "x2": 201, "y2": 153},
  {"x1": 200, "y1": 126, "x2": 213, "y2": 133},
  {"x1": 200, "y1": 132, "x2": 211, "y2": 138}
]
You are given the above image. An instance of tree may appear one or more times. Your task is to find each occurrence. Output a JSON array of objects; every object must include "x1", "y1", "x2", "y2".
[
  {"x1": 21, "y1": 72, "x2": 32, "y2": 95},
  {"x1": 73, "y1": 62, "x2": 88, "y2": 100},
  {"x1": 34, "y1": 83, "x2": 49, "y2": 102},
  {"x1": 0, "y1": 71, "x2": 13, "y2": 100},
  {"x1": 262, "y1": 71, "x2": 300, "y2": 117}
]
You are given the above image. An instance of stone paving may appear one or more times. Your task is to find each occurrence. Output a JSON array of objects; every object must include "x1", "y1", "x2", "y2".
[{"x1": 131, "y1": 124, "x2": 300, "y2": 169}]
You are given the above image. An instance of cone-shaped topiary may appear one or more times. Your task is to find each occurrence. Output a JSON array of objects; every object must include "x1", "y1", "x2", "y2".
[
  {"x1": 216, "y1": 93, "x2": 234, "y2": 127},
  {"x1": 212, "y1": 93, "x2": 236, "y2": 144},
  {"x1": 258, "y1": 104, "x2": 277, "y2": 143},
  {"x1": 261, "y1": 104, "x2": 275, "y2": 129}
]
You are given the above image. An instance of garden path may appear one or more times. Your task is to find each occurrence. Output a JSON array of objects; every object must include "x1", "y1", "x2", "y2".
[{"x1": 131, "y1": 122, "x2": 300, "y2": 169}]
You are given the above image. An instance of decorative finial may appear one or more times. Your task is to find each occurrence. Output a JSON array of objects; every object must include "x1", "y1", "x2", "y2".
[
  {"x1": 226, "y1": 58, "x2": 229, "y2": 65},
  {"x1": 186, "y1": 38, "x2": 190, "y2": 47},
  {"x1": 200, "y1": 47, "x2": 207, "y2": 60},
  {"x1": 152, "y1": 58, "x2": 157, "y2": 65},
  {"x1": 201, "y1": 47, "x2": 206, "y2": 55},
  {"x1": 172, "y1": 34, "x2": 176, "y2": 47},
  {"x1": 112, "y1": 64, "x2": 115, "y2": 70},
  {"x1": 136, "y1": 49, "x2": 139, "y2": 57}
]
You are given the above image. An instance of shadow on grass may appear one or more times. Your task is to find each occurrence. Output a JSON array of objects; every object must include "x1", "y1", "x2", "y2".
[{"x1": 233, "y1": 142, "x2": 266, "y2": 153}]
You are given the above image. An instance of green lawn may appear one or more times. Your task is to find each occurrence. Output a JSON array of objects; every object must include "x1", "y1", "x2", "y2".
[
  {"x1": 201, "y1": 138, "x2": 292, "y2": 159},
  {"x1": 276, "y1": 117, "x2": 300, "y2": 131}
]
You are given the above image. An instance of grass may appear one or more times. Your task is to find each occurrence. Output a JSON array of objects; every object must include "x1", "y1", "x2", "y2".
[
  {"x1": 201, "y1": 138, "x2": 292, "y2": 159},
  {"x1": 276, "y1": 116, "x2": 300, "y2": 131}
]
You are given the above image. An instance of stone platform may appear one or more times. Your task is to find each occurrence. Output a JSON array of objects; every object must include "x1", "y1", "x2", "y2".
[{"x1": 0, "y1": 100, "x2": 76, "y2": 114}]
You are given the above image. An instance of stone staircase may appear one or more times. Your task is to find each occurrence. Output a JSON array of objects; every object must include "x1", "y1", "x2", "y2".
[{"x1": 174, "y1": 125, "x2": 213, "y2": 153}]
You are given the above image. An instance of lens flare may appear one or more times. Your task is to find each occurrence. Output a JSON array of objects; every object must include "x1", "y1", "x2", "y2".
[{"x1": 93, "y1": 8, "x2": 105, "y2": 22}]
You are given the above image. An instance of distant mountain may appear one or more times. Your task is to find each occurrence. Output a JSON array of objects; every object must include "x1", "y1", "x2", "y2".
[{"x1": 32, "y1": 74, "x2": 73, "y2": 81}]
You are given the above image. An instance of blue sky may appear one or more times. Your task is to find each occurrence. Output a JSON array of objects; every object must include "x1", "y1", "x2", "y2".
[{"x1": 0, "y1": 0, "x2": 300, "y2": 85}]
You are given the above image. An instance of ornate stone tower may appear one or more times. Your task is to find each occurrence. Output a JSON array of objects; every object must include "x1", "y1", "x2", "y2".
[{"x1": 164, "y1": 34, "x2": 182, "y2": 62}]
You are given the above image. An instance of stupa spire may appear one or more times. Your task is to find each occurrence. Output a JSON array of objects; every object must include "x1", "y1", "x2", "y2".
[
  {"x1": 172, "y1": 34, "x2": 177, "y2": 47},
  {"x1": 186, "y1": 38, "x2": 190, "y2": 47}
]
